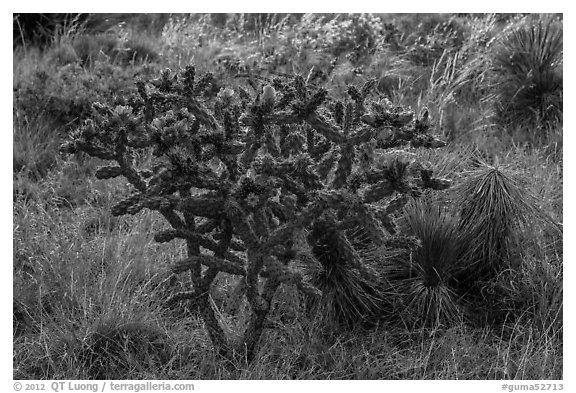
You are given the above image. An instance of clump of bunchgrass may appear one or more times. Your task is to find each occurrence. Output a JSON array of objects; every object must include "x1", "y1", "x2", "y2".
[
  {"x1": 477, "y1": 252, "x2": 563, "y2": 333},
  {"x1": 79, "y1": 316, "x2": 173, "y2": 379},
  {"x1": 13, "y1": 102, "x2": 63, "y2": 181}
]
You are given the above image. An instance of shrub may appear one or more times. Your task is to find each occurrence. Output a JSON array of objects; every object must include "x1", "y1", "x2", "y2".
[
  {"x1": 61, "y1": 65, "x2": 450, "y2": 362},
  {"x1": 288, "y1": 14, "x2": 383, "y2": 66},
  {"x1": 322, "y1": 14, "x2": 383, "y2": 63},
  {"x1": 406, "y1": 15, "x2": 469, "y2": 66}
]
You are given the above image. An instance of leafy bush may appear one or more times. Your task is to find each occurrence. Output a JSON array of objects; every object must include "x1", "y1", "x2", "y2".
[{"x1": 61, "y1": 65, "x2": 450, "y2": 362}]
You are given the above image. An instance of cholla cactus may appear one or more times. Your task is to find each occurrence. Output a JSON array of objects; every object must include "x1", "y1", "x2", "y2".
[{"x1": 61, "y1": 65, "x2": 449, "y2": 362}]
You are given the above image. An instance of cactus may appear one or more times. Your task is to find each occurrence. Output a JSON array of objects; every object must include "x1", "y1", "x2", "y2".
[{"x1": 61, "y1": 65, "x2": 449, "y2": 362}]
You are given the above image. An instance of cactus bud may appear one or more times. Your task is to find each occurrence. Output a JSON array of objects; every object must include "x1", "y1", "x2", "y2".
[{"x1": 262, "y1": 85, "x2": 276, "y2": 107}]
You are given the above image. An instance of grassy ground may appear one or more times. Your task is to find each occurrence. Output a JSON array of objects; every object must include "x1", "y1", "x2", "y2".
[{"x1": 12, "y1": 13, "x2": 562, "y2": 380}]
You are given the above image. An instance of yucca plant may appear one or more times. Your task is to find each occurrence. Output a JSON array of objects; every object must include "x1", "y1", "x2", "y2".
[
  {"x1": 382, "y1": 200, "x2": 465, "y2": 328},
  {"x1": 456, "y1": 164, "x2": 532, "y2": 279},
  {"x1": 491, "y1": 15, "x2": 563, "y2": 133},
  {"x1": 453, "y1": 161, "x2": 561, "y2": 325},
  {"x1": 302, "y1": 218, "x2": 391, "y2": 330}
]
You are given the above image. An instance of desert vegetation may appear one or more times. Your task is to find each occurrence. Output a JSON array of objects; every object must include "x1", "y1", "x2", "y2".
[{"x1": 13, "y1": 13, "x2": 562, "y2": 380}]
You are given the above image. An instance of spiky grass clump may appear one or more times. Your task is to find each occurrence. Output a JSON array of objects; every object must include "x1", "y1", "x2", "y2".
[
  {"x1": 456, "y1": 164, "x2": 540, "y2": 280},
  {"x1": 491, "y1": 15, "x2": 563, "y2": 133},
  {"x1": 382, "y1": 201, "x2": 465, "y2": 328},
  {"x1": 303, "y1": 219, "x2": 390, "y2": 330},
  {"x1": 453, "y1": 162, "x2": 562, "y2": 325}
]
